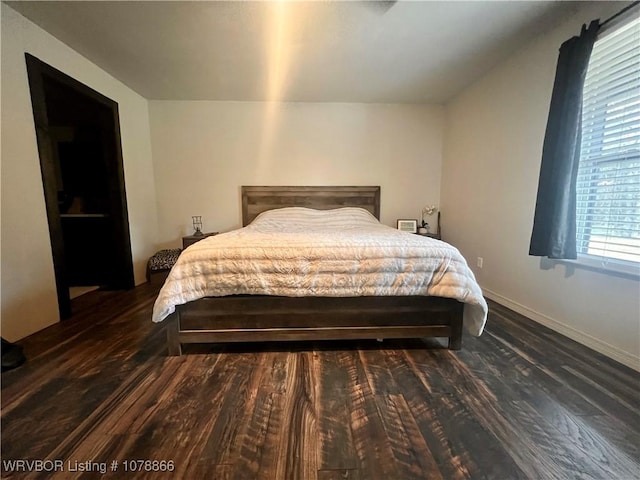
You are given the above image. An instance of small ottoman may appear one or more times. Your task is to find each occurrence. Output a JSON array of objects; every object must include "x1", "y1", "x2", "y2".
[{"x1": 147, "y1": 248, "x2": 182, "y2": 285}]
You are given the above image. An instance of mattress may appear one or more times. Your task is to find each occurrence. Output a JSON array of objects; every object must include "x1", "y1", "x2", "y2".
[{"x1": 152, "y1": 207, "x2": 488, "y2": 335}]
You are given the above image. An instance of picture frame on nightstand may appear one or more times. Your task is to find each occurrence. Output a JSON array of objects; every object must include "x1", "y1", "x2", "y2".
[{"x1": 397, "y1": 219, "x2": 418, "y2": 233}]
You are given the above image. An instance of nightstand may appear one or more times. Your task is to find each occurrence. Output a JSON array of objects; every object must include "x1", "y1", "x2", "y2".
[
  {"x1": 417, "y1": 232, "x2": 441, "y2": 240},
  {"x1": 182, "y1": 232, "x2": 218, "y2": 249}
]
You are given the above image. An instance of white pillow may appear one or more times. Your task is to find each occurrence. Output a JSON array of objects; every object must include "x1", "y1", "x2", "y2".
[{"x1": 250, "y1": 207, "x2": 379, "y2": 230}]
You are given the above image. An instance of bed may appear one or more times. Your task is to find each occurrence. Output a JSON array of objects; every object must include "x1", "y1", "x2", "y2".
[{"x1": 153, "y1": 186, "x2": 487, "y2": 355}]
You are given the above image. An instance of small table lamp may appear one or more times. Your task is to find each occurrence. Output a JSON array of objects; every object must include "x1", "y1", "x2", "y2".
[{"x1": 192, "y1": 216, "x2": 203, "y2": 236}]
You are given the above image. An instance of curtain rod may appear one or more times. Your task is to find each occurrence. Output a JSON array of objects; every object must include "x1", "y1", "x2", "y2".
[{"x1": 600, "y1": 1, "x2": 639, "y2": 29}]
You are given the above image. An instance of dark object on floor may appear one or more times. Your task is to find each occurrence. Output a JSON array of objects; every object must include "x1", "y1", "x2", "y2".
[{"x1": 1, "y1": 337, "x2": 26, "y2": 372}]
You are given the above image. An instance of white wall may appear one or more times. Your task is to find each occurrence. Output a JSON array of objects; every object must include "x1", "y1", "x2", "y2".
[
  {"x1": 441, "y1": 2, "x2": 640, "y2": 369},
  {"x1": 150, "y1": 101, "x2": 443, "y2": 246},
  {"x1": 1, "y1": 4, "x2": 158, "y2": 341}
]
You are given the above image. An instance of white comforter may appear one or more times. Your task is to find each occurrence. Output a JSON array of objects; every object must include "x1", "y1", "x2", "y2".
[{"x1": 152, "y1": 207, "x2": 487, "y2": 335}]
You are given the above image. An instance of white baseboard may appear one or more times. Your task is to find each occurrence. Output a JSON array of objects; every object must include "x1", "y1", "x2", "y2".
[{"x1": 482, "y1": 287, "x2": 640, "y2": 372}]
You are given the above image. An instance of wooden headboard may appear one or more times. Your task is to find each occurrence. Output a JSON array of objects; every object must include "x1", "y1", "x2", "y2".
[{"x1": 241, "y1": 186, "x2": 381, "y2": 226}]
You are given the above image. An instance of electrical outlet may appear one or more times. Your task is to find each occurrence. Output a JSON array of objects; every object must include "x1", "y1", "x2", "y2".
[{"x1": 477, "y1": 257, "x2": 483, "y2": 269}]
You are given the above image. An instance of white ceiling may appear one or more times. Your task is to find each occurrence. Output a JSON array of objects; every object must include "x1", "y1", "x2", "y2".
[{"x1": 6, "y1": 1, "x2": 589, "y2": 103}]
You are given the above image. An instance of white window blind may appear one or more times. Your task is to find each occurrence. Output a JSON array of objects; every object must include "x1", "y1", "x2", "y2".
[{"x1": 576, "y1": 15, "x2": 640, "y2": 267}]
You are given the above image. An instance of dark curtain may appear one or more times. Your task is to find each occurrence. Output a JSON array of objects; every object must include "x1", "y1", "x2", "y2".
[{"x1": 529, "y1": 20, "x2": 599, "y2": 259}]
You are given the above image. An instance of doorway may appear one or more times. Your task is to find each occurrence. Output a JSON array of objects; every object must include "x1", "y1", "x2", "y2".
[{"x1": 25, "y1": 54, "x2": 134, "y2": 319}]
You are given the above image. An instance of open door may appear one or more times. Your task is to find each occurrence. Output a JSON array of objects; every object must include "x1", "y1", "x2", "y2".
[{"x1": 25, "y1": 54, "x2": 134, "y2": 319}]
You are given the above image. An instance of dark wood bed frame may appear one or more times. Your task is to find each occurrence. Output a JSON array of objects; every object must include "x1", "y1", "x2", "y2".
[{"x1": 165, "y1": 186, "x2": 463, "y2": 355}]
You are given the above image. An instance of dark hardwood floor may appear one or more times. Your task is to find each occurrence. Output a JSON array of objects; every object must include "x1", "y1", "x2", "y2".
[{"x1": 1, "y1": 283, "x2": 639, "y2": 479}]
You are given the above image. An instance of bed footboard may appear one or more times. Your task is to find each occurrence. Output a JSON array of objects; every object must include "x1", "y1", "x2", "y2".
[
  {"x1": 165, "y1": 296, "x2": 464, "y2": 356},
  {"x1": 166, "y1": 312, "x2": 182, "y2": 356},
  {"x1": 448, "y1": 312, "x2": 463, "y2": 350}
]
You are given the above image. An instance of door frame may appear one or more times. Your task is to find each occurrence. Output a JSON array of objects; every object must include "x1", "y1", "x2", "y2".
[{"x1": 25, "y1": 53, "x2": 134, "y2": 319}]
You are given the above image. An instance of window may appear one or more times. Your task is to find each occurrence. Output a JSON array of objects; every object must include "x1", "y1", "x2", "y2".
[{"x1": 576, "y1": 15, "x2": 640, "y2": 269}]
